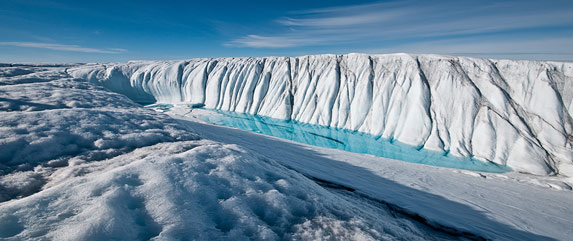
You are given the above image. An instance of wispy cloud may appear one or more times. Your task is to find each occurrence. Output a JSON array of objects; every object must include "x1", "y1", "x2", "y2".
[
  {"x1": 0, "y1": 42, "x2": 127, "y2": 54},
  {"x1": 276, "y1": 13, "x2": 391, "y2": 28},
  {"x1": 375, "y1": 37, "x2": 573, "y2": 54},
  {"x1": 370, "y1": 37, "x2": 573, "y2": 61},
  {"x1": 227, "y1": 0, "x2": 573, "y2": 51},
  {"x1": 226, "y1": 35, "x2": 319, "y2": 48}
]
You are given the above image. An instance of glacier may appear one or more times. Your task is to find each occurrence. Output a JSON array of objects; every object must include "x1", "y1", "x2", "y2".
[
  {"x1": 71, "y1": 53, "x2": 573, "y2": 176},
  {"x1": 2, "y1": 61, "x2": 573, "y2": 240}
]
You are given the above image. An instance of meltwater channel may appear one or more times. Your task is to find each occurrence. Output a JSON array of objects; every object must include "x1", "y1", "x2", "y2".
[{"x1": 147, "y1": 104, "x2": 510, "y2": 173}]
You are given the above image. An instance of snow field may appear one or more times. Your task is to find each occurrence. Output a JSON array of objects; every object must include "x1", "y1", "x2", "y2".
[{"x1": 0, "y1": 64, "x2": 451, "y2": 240}]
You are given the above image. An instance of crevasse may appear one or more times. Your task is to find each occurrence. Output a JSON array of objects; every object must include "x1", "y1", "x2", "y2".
[{"x1": 69, "y1": 53, "x2": 573, "y2": 176}]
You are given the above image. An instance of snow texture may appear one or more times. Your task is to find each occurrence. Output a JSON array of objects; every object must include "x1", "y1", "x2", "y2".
[
  {"x1": 70, "y1": 54, "x2": 573, "y2": 176},
  {"x1": 0, "y1": 140, "x2": 454, "y2": 240},
  {"x1": 0, "y1": 65, "x2": 197, "y2": 202},
  {"x1": 0, "y1": 64, "x2": 454, "y2": 240}
]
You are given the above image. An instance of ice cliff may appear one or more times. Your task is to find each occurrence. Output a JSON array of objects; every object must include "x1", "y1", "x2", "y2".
[{"x1": 70, "y1": 53, "x2": 573, "y2": 176}]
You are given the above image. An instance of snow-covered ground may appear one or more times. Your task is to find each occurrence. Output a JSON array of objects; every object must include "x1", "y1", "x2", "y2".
[
  {"x1": 0, "y1": 65, "x2": 198, "y2": 203},
  {"x1": 1, "y1": 59, "x2": 572, "y2": 240},
  {"x1": 0, "y1": 65, "x2": 463, "y2": 240}
]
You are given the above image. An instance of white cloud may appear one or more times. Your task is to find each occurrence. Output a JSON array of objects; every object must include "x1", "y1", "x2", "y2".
[
  {"x1": 0, "y1": 42, "x2": 127, "y2": 54},
  {"x1": 276, "y1": 13, "x2": 391, "y2": 28},
  {"x1": 227, "y1": 0, "x2": 573, "y2": 51},
  {"x1": 226, "y1": 35, "x2": 320, "y2": 48},
  {"x1": 370, "y1": 37, "x2": 573, "y2": 61}
]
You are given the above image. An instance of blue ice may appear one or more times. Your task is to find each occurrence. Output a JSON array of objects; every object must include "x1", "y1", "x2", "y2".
[{"x1": 197, "y1": 109, "x2": 510, "y2": 173}]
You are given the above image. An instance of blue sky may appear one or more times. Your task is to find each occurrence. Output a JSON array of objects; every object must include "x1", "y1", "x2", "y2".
[{"x1": 1, "y1": 0, "x2": 572, "y2": 62}]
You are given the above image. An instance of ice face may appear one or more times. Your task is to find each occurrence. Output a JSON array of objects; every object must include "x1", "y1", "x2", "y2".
[{"x1": 69, "y1": 54, "x2": 573, "y2": 176}]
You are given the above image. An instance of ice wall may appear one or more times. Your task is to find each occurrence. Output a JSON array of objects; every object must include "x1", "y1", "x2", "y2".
[{"x1": 70, "y1": 54, "x2": 573, "y2": 176}]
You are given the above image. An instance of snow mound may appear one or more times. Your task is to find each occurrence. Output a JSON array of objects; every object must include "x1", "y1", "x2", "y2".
[
  {"x1": 69, "y1": 54, "x2": 573, "y2": 176},
  {"x1": 0, "y1": 66, "x2": 198, "y2": 202},
  {"x1": 1, "y1": 140, "x2": 446, "y2": 240}
]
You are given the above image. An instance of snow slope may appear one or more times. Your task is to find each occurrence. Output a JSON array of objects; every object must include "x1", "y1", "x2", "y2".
[
  {"x1": 0, "y1": 64, "x2": 460, "y2": 240},
  {"x1": 3, "y1": 139, "x2": 457, "y2": 240},
  {"x1": 69, "y1": 54, "x2": 573, "y2": 176}
]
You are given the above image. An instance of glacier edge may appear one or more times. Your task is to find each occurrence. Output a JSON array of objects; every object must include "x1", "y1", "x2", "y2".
[{"x1": 69, "y1": 53, "x2": 573, "y2": 176}]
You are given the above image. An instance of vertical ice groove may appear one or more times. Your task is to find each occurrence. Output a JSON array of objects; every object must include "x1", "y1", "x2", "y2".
[
  {"x1": 286, "y1": 57, "x2": 294, "y2": 120},
  {"x1": 251, "y1": 70, "x2": 270, "y2": 115},
  {"x1": 337, "y1": 56, "x2": 349, "y2": 129},
  {"x1": 361, "y1": 55, "x2": 375, "y2": 131},
  {"x1": 292, "y1": 57, "x2": 310, "y2": 119},
  {"x1": 228, "y1": 60, "x2": 250, "y2": 111},
  {"x1": 330, "y1": 56, "x2": 342, "y2": 127},
  {"x1": 258, "y1": 59, "x2": 275, "y2": 117},
  {"x1": 299, "y1": 56, "x2": 321, "y2": 123},
  {"x1": 176, "y1": 61, "x2": 186, "y2": 103},
  {"x1": 414, "y1": 57, "x2": 433, "y2": 150},
  {"x1": 454, "y1": 59, "x2": 483, "y2": 155},
  {"x1": 325, "y1": 55, "x2": 342, "y2": 126},
  {"x1": 210, "y1": 65, "x2": 227, "y2": 108},
  {"x1": 69, "y1": 54, "x2": 573, "y2": 176},
  {"x1": 200, "y1": 60, "x2": 209, "y2": 103}
]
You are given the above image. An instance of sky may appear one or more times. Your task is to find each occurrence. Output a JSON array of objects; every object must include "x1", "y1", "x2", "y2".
[{"x1": 0, "y1": 0, "x2": 572, "y2": 63}]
